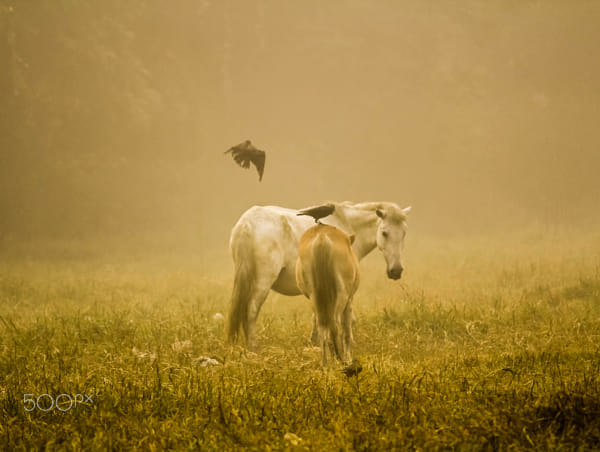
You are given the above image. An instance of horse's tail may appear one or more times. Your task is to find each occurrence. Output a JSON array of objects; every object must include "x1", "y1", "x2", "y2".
[
  {"x1": 311, "y1": 235, "x2": 345, "y2": 362},
  {"x1": 311, "y1": 236, "x2": 337, "y2": 328},
  {"x1": 227, "y1": 227, "x2": 256, "y2": 344}
]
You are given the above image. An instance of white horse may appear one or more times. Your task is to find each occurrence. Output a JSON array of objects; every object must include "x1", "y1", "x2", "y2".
[
  {"x1": 227, "y1": 201, "x2": 411, "y2": 348},
  {"x1": 296, "y1": 223, "x2": 360, "y2": 365}
]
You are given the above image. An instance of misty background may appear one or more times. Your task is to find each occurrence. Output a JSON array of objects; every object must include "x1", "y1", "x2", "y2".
[{"x1": 1, "y1": 1, "x2": 599, "y2": 258}]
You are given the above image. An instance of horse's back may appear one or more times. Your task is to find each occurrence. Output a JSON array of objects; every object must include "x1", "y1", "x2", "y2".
[
  {"x1": 232, "y1": 205, "x2": 309, "y2": 242},
  {"x1": 232, "y1": 206, "x2": 287, "y2": 249},
  {"x1": 300, "y1": 224, "x2": 352, "y2": 248}
]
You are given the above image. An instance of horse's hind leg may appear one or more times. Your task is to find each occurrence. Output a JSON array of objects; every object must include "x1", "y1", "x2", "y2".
[
  {"x1": 245, "y1": 286, "x2": 272, "y2": 350},
  {"x1": 310, "y1": 313, "x2": 319, "y2": 345},
  {"x1": 246, "y1": 257, "x2": 285, "y2": 350},
  {"x1": 319, "y1": 325, "x2": 329, "y2": 366},
  {"x1": 329, "y1": 321, "x2": 344, "y2": 363},
  {"x1": 228, "y1": 268, "x2": 272, "y2": 348},
  {"x1": 317, "y1": 320, "x2": 341, "y2": 366},
  {"x1": 341, "y1": 301, "x2": 354, "y2": 363}
]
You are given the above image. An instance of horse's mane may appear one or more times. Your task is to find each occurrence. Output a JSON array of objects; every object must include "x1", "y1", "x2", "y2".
[{"x1": 337, "y1": 201, "x2": 407, "y2": 222}]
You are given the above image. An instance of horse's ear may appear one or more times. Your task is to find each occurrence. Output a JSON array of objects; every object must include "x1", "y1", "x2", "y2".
[
  {"x1": 375, "y1": 209, "x2": 386, "y2": 219},
  {"x1": 348, "y1": 233, "x2": 356, "y2": 245},
  {"x1": 402, "y1": 206, "x2": 412, "y2": 216}
]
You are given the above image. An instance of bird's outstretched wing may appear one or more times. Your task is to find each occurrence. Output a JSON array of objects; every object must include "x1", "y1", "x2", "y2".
[
  {"x1": 296, "y1": 203, "x2": 335, "y2": 222},
  {"x1": 224, "y1": 140, "x2": 266, "y2": 181}
]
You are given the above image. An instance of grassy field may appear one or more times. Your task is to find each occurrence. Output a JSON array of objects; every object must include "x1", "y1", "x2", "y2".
[{"x1": 1, "y1": 231, "x2": 600, "y2": 450}]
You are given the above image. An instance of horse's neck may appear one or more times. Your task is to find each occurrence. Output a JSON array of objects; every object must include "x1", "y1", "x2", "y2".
[{"x1": 334, "y1": 205, "x2": 378, "y2": 260}]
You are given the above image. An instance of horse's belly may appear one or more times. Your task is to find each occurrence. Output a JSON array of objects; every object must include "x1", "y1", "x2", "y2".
[{"x1": 272, "y1": 267, "x2": 301, "y2": 296}]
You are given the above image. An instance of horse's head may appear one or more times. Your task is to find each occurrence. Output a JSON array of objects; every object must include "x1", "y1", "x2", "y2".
[{"x1": 375, "y1": 206, "x2": 411, "y2": 280}]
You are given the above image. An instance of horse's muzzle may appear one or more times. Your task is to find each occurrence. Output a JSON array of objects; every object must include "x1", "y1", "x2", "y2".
[{"x1": 387, "y1": 266, "x2": 403, "y2": 280}]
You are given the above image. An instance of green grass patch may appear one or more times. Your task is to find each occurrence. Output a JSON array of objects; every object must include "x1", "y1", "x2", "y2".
[{"x1": 1, "y1": 235, "x2": 600, "y2": 450}]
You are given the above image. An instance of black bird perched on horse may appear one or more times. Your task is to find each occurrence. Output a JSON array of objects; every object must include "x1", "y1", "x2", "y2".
[
  {"x1": 224, "y1": 140, "x2": 266, "y2": 181},
  {"x1": 297, "y1": 203, "x2": 335, "y2": 223}
]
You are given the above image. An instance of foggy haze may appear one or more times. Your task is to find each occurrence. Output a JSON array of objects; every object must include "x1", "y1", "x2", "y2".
[{"x1": 1, "y1": 1, "x2": 599, "y2": 256}]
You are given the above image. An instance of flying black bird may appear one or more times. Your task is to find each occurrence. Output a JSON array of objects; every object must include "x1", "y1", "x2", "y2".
[
  {"x1": 341, "y1": 359, "x2": 363, "y2": 378},
  {"x1": 297, "y1": 203, "x2": 335, "y2": 223},
  {"x1": 224, "y1": 140, "x2": 266, "y2": 181}
]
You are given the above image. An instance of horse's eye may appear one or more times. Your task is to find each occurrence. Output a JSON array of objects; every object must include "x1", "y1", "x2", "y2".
[{"x1": 382, "y1": 231, "x2": 388, "y2": 238}]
